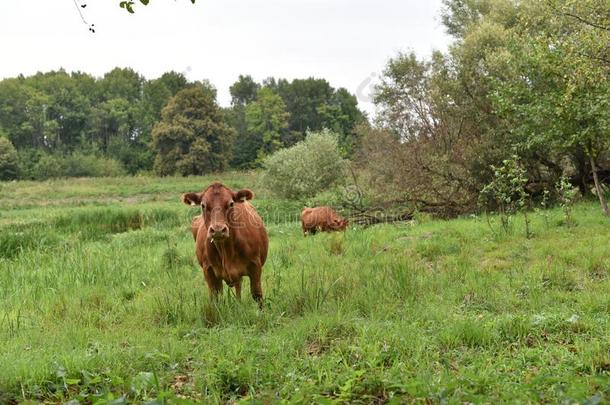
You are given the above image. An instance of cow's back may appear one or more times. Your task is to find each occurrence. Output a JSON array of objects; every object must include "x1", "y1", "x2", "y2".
[{"x1": 301, "y1": 206, "x2": 332, "y2": 226}]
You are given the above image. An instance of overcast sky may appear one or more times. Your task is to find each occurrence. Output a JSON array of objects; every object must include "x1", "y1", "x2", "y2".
[{"x1": 0, "y1": 0, "x2": 451, "y2": 114}]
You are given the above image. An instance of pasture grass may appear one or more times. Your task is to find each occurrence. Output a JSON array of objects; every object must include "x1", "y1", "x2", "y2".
[{"x1": 0, "y1": 175, "x2": 609, "y2": 403}]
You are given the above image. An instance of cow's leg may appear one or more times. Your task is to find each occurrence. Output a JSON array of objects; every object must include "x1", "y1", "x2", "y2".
[
  {"x1": 203, "y1": 267, "x2": 223, "y2": 300},
  {"x1": 248, "y1": 263, "x2": 263, "y2": 309}
]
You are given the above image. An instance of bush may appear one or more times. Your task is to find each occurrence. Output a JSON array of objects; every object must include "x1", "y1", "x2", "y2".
[
  {"x1": 32, "y1": 154, "x2": 66, "y2": 180},
  {"x1": 64, "y1": 153, "x2": 126, "y2": 178},
  {"x1": 31, "y1": 153, "x2": 126, "y2": 180},
  {"x1": 0, "y1": 137, "x2": 20, "y2": 181},
  {"x1": 260, "y1": 129, "x2": 347, "y2": 200}
]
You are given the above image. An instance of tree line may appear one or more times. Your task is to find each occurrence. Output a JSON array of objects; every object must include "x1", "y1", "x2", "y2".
[
  {"x1": 357, "y1": 0, "x2": 610, "y2": 217},
  {"x1": 0, "y1": 69, "x2": 366, "y2": 180},
  {"x1": 2, "y1": 0, "x2": 608, "y2": 217}
]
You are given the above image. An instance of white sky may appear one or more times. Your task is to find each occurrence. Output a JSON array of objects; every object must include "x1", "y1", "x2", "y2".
[{"x1": 0, "y1": 0, "x2": 451, "y2": 115}]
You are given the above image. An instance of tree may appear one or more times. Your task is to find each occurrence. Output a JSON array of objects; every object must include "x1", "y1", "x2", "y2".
[
  {"x1": 489, "y1": 0, "x2": 610, "y2": 216},
  {"x1": 227, "y1": 75, "x2": 260, "y2": 169},
  {"x1": 245, "y1": 88, "x2": 290, "y2": 164},
  {"x1": 317, "y1": 88, "x2": 366, "y2": 155},
  {"x1": 229, "y1": 75, "x2": 260, "y2": 106},
  {"x1": 0, "y1": 136, "x2": 20, "y2": 181},
  {"x1": 151, "y1": 84, "x2": 234, "y2": 176},
  {"x1": 273, "y1": 78, "x2": 335, "y2": 135},
  {"x1": 368, "y1": 50, "x2": 482, "y2": 215},
  {"x1": 262, "y1": 77, "x2": 367, "y2": 148},
  {"x1": 25, "y1": 70, "x2": 92, "y2": 151},
  {"x1": 100, "y1": 68, "x2": 143, "y2": 103},
  {"x1": 0, "y1": 79, "x2": 52, "y2": 150}
]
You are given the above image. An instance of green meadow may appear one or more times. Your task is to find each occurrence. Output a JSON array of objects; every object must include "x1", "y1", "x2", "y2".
[{"x1": 1, "y1": 175, "x2": 609, "y2": 403}]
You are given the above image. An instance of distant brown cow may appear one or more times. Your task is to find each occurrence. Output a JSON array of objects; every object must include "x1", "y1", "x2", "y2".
[
  {"x1": 182, "y1": 182, "x2": 268, "y2": 307},
  {"x1": 301, "y1": 206, "x2": 348, "y2": 235}
]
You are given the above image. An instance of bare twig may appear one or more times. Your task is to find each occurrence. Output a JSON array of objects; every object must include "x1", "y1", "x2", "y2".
[{"x1": 72, "y1": 0, "x2": 95, "y2": 32}]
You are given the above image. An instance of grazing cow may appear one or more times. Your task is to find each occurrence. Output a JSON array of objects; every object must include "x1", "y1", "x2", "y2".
[
  {"x1": 301, "y1": 206, "x2": 348, "y2": 235},
  {"x1": 182, "y1": 182, "x2": 268, "y2": 307}
]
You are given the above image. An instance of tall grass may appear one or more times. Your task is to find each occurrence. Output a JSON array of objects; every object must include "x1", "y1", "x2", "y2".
[{"x1": 0, "y1": 176, "x2": 609, "y2": 403}]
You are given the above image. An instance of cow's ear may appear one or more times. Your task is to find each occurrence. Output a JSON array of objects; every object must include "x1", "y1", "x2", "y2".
[
  {"x1": 182, "y1": 192, "x2": 202, "y2": 206},
  {"x1": 234, "y1": 189, "x2": 254, "y2": 202}
]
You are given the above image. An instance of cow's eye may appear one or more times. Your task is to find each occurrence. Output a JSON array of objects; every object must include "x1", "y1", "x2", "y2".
[
  {"x1": 201, "y1": 202, "x2": 206, "y2": 211},
  {"x1": 229, "y1": 200, "x2": 235, "y2": 208}
]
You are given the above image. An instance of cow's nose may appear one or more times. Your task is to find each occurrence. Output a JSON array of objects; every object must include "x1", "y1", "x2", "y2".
[{"x1": 209, "y1": 224, "x2": 229, "y2": 238}]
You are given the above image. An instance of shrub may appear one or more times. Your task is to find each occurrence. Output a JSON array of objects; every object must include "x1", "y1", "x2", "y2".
[
  {"x1": 64, "y1": 153, "x2": 126, "y2": 177},
  {"x1": 557, "y1": 176, "x2": 578, "y2": 227},
  {"x1": 32, "y1": 154, "x2": 66, "y2": 180},
  {"x1": 31, "y1": 153, "x2": 126, "y2": 180},
  {"x1": 261, "y1": 129, "x2": 347, "y2": 199},
  {"x1": 479, "y1": 156, "x2": 530, "y2": 236},
  {"x1": 0, "y1": 137, "x2": 20, "y2": 181}
]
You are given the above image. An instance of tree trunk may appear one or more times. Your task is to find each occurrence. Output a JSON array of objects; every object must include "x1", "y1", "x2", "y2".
[{"x1": 589, "y1": 153, "x2": 610, "y2": 217}]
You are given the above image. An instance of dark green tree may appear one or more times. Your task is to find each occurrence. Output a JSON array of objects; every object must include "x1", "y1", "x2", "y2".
[
  {"x1": 25, "y1": 70, "x2": 91, "y2": 151},
  {"x1": 151, "y1": 84, "x2": 234, "y2": 176},
  {"x1": 100, "y1": 68, "x2": 143, "y2": 103},
  {"x1": 227, "y1": 75, "x2": 260, "y2": 168},
  {"x1": 263, "y1": 77, "x2": 366, "y2": 148},
  {"x1": 0, "y1": 136, "x2": 20, "y2": 180},
  {"x1": 245, "y1": 88, "x2": 290, "y2": 163},
  {"x1": 229, "y1": 75, "x2": 260, "y2": 106}
]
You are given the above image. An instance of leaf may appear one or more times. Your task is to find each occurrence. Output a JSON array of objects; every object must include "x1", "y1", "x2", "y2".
[{"x1": 139, "y1": 0, "x2": 149, "y2": 4}]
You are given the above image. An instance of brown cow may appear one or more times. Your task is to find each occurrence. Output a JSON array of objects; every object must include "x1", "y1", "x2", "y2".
[
  {"x1": 301, "y1": 206, "x2": 348, "y2": 235},
  {"x1": 182, "y1": 182, "x2": 268, "y2": 307}
]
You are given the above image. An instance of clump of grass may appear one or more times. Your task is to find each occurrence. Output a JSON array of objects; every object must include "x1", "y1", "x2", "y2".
[
  {"x1": 55, "y1": 209, "x2": 144, "y2": 238},
  {"x1": 328, "y1": 234, "x2": 345, "y2": 255},
  {"x1": 415, "y1": 236, "x2": 460, "y2": 260},
  {"x1": 541, "y1": 268, "x2": 580, "y2": 292},
  {"x1": 0, "y1": 223, "x2": 59, "y2": 259},
  {"x1": 55, "y1": 207, "x2": 180, "y2": 239},
  {"x1": 497, "y1": 315, "x2": 532, "y2": 343},
  {"x1": 161, "y1": 239, "x2": 191, "y2": 271},
  {"x1": 439, "y1": 318, "x2": 497, "y2": 349}
]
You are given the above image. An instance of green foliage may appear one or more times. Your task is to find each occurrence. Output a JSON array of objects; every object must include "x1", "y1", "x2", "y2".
[
  {"x1": 225, "y1": 76, "x2": 366, "y2": 169},
  {"x1": 0, "y1": 137, "x2": 20, "y2": 181},
  {"x1": 0, "y1": 68, "x2": 191, "y2": 179},
  {"x1": 479, "y1": 156, "x2": 530, "y2": 235},
  {"x1": 261, "y1": 129, "x2": 347, "y2": 199},
  {"x1": 229, "y1": 75, "x2": 260, "y2": 106},
  {"x1": 370, "y1": 0, "x2": 610, "y2": 218},
  {"x1": 26, "y1": 153, "x2": 126, "y2": 180},
  {"x1": 0, "y1": 69, "x2": 365, "y2": 180},
  {"x1": 245, "y1": 88, "x2": 290, "y2": 163},
  {"x1": 557, "y1": 176, "x2": 579, "y2": 227},
  {"x1": 119, "y1": 0, "x2": 195, "y2": 13},
  {"x1": 151, "y1": 84, "x2": 235, "y2": 176}
]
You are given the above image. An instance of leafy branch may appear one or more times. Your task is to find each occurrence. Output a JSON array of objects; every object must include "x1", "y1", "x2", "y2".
[{"x1": 120, "y1": 0, "x2": 196, "y2": 14}]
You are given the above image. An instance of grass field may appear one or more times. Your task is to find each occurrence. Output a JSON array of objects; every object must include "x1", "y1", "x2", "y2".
[{"x1": 1, "y1": 174, "x2": 609, "y2": 404}]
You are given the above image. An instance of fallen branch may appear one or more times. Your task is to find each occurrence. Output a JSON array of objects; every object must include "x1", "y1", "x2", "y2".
[{"x1": 347, "y1": 210, "x2": 413, "y2": 226}]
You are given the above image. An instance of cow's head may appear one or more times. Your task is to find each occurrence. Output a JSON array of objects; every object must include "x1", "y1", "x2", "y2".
[
  {"x1": 182, "y1": 182, "x2": 253, "y2": 242},
  {"x1": 331, "y1": 218, "x2": 349, "y2": 231}
]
